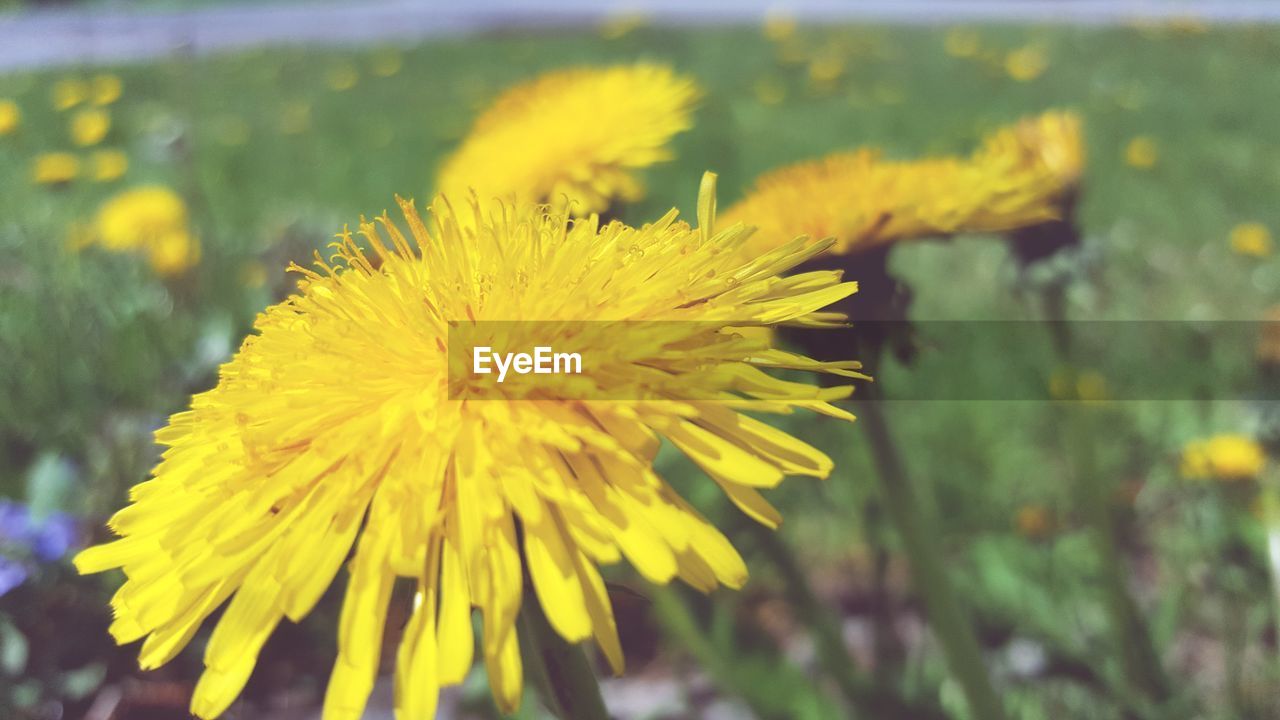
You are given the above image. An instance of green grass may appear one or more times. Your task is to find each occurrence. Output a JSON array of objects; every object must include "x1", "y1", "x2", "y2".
[{"x1": 4, "y1": 20, "x2": 1280, "y2": 719}]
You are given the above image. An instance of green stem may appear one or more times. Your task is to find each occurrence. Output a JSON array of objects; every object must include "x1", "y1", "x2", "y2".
[
  {"x1": 1063, "y1": 406, "x2": 1171, "y2": 708},
  {"x1": 518, "y1": 594, "x2": 611, "y2": 720},
  {"x1": 855, "y1": 388, "x2": 1006, "y2": 720},
  {"x1": 747, "y1": 524, "x2": 949, "y2": 720}
]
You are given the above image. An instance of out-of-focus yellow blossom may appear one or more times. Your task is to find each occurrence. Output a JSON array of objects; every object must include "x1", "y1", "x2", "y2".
[
  {"x1": 369, "y1": 48, "x2": 403, "y2": 77},
  {"x1": 279, "y1": 101, "x2": 311, "y2": 135},
  {"x1": 944, "y1": 28, "x2": 981, "y2": 58},
  {"x1": 725, "y1": 110, "x2": 1084, "y2": 258},
  {"x1": 32, "y1": 152, "x2": 80, "y2": 185},
  {"x1": 146, "y1": 229, "x2": 202, "y2": 276},
  {"x1": 91, "y1": 74, "x2": 123, "y2": 105},
  {"x1": 90, "y1": 149, "x2": 129, "y2": 182},
  {"x1": 239, "y1": 260, "x2": 268, "y2": 289},
  {"x1": 1015, "y1": 504, "x2": 1055, "y2": 539},
  {"x1": 1230, "y1": 222, "x2": 1272, "y2": 258},
  {"x1": 598, "y1": 11, "x2": 648, "y2": 39},
  {"x1": 70, "y1": 108, "x2": 111, "y2": 146},
  {"x1": 51, "y1": 78, "x2": 87, "y2": 110},
  {"x1": 1005, "y1": 44, "x2": 1048, "y2": 81},
  {"x1": 326, "y1": 63, "x2": 359, "y2": 91},
  {"x1": 1182, "y1": 435, "x2": 1266, "y2": 482},
  {"x1": 94, "y1": 185, "x2": 190, "y2": 252},
  {"x1": 74, "y1": 174, "x2": 862, "y2": 720},
  {"x1": 436, "y1": 64, "x2": 700, "y2": 216},
  {"x1": 808, "y1": 52, "x2": 845, "y2": 84},
  {"x1": 0, "y1": 99, "x2": 19, "y2": 136},
  {"x1": 212, "y1": 115, "x2": 251, "y2": 146},
  {"x1": 763, "y1": 11, "x2": 797, "y2": 42},
  {"x1": 1124, "y1": 136, "x2": 1158, "y2": 169},
  {"x1": 753, "y1": 76, "x2": 787, "y2": 105}
]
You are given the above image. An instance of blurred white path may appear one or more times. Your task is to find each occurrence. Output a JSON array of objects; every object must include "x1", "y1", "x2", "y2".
[{"x1": 1, "y1": 0, "x2": 1278, "y2": 71}]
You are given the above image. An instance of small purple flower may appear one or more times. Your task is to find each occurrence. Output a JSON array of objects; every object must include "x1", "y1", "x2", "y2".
[
  {"x1": 0, "y1": 556, "x2": 27, "y2": 597},
  {"x1": 0, "y1": 499, "x2": 80, "y2": 563},
  {"x1": 30, "y1": 513, "x2": 78, "y2": 562},
  {"x1": 0, "y1": 500, "x2": 31, "y2": 542}
]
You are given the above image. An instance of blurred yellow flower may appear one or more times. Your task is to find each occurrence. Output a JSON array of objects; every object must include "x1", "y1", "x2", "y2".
[
  {"x1": 370, "y1": 48, "x2": 403, "y2": 77},
  {"x1": 1005, "y1": 44, "x2": 1048, "y2": 81},
  {"x1": 32, "y1": 152, "x2": 80, "y2": 185},
  {"x1": 0, "y1": 99, "x2": 19, "y2": 136},
  {"x1": 51, "y1": 78, "x2": 87, "y2": 110},
  {"x1": 326, "y1": 63, "x2": 359, "y2": 91},
  {"x1": 239, "y1": 260, "x2": 268, "y2": 289},
  {"x1": 763, "y1": 11, "x2": 797, "y2": 42},
  {"x1": 1014, "y1": 504, "x2": 1054, "y2": 539},
  {"x1": 74, "y1": 175, "x2": 861, "y2": 720},
  {"x1": 808, "y1": 52, "x2": 845, "y2": 84},
  {"x1": 753, "y1": 76, "x2": 787, "y2": 105},
  {"x1": 70, "y1": 108, "x2": 111, "y2": 146},
  {"x1": 95, "y1": 185, "x2": 190, "y2": 252},
  {"x1": 436, "y1": 64, "x2": 700, "y2": 216},
  {"x1": 212, "y1": 114, "x2": 251, "y2": 146},
  {"x1": 91, "y1": 73, "x2": 123, "y2": 105},
  {"x1": 146, "y1": 230, "x2": 202, "y2": 276},
  {"x1": 944, "y1": 28, "x2": 981, "y2": 58},
  {"x1": 1124, "y1": 136, "x2": 1158, "y2": 169},
  {"x1": 725, "y1": 110, "x2": 1084, "y2": 257},
  {"x1": 1182, "y1": 435, "x2": 1266, "y2": 482},
  {"x1": 90, "y1": 149, "x2": 129, "y2": 182},
  {"x1": 1230, "y1": 222, "x2": 1272, "y2": 258},
  {"x1": 279, "y1": 101, "x2": 311, "y2": 135},
  {"x1": 598, "y1": 11, "x2": 648, "y2": 39}
]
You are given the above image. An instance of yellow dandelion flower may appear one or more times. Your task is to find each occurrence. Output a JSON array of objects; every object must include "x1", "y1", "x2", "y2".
[
  {"x1": 32, "y1": 152, "x2": 80, "y2": 185},
  {"x1": 1124, "y1": 136, "x2": 1158, "y2": 169},
  {"x1": 944, "y1": 28, "x2": 981, "y2": 58},
  {"x1": 90, "y1": 149, "x2": 129, "y2": 182},
  {"x1": 1181, "y1": 435, "x2": 1266, "y2": 482},
  {"x1": 0, "y1": 99, "x2": 20, "y2": 136},
  {"x1": 725, "y1": 110, "x2": 1083, "y2": 257},
  {"x1": 435, "y1": 64, "x2": 700, "y2": 216},
  {"x1": 1230, "y1": 222, "x2": 1272, "y2": 258},
  {"x1": 74, "y1": 174, "x2": 862, "y2": 720},
  {"x1": 279, "y1": 101, "x2": 311, "y2": 135},
  {"x1": 763, "y1": 11, "x2": 797, "y2": 42},
  {"x1": 70, "y1": 108, "x2": 111, "y2": 146},
  {"x1": 146, "y1": 230, "x2": 202, "y2": 276},
  {"x1": 51, "y1": 77, "x2": 87, "y2": 111},
  {"x1": 326, "y1": 63, "x2": 359, "y2": 91},
  {"x1": 1014, "y1": 504, "x2": 1054, "y2": 539},
  {"x1": 92, "y1": 73, "x2": 124, "y2": 105},
  {"x1": 95, "y1": 186, "x2": 190, "y2": 251},
  {"x1": 1004, "y1": 44, "x2": 1048, "y2": 81},
  {"x1": 369, "y1": 48, "x2": 404, "y2": 77}
]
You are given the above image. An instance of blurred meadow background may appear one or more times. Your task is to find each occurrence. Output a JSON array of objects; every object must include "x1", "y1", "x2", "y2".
[{"x1": 3, "y1": 2, "x2": 1280, "y2": 719}]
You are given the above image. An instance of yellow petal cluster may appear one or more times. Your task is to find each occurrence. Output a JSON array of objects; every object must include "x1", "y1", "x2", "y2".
[
  {"x1": 0, "y1": 99, "x2": 20, "y2": 136},
  {"x1": 92, "y1": 186, "x2": 201, "y2": 275},
  {"x1": 32, "y1": 152, "x2": 80, "y2": 185},
  {"x1": 71, "y1": 108, "x2": 111, "y2": 146},
  {"x1": 436, "y1": 64, "x2": 700, "y2": 215},
  {"x1": 1181, "y1": 435, "x2": 1266, "y2": 482},
  {"x1": 723, "y1": 110, "x2": 1084, "y2": 258},
  {"x1": 74, "y1": 175, "x2": 861, "y2": 720}
]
